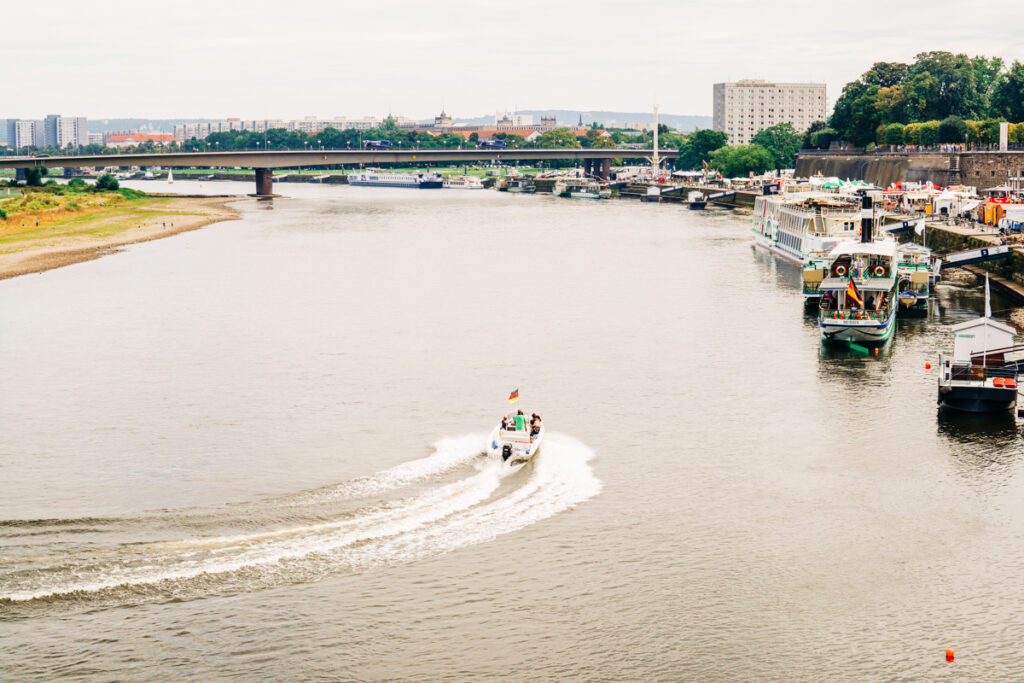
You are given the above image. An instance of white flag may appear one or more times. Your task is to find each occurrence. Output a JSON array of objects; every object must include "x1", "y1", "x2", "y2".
[
  {"x1": 915, "y1": 218, "x2": 925, "y2": 235},
  {"x1": 985, "y1": 273, "x2": 992, "y2": 318}
]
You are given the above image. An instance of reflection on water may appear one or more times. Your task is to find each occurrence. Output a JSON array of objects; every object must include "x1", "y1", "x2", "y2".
[{"x1": 4, "y1": 184, "x2": 1024, "y2": 680}]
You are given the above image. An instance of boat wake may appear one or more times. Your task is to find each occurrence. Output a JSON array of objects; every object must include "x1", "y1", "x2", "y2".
[{"x1": 0, "y1": 433, "x2": 600, "y2": 610}]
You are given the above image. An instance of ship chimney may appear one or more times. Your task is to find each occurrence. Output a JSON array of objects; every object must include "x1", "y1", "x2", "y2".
[{"x1": 861, "y1": 195, "x2": 873, "y2": 243}]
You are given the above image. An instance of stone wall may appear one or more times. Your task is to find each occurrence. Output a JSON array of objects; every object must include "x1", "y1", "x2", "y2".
[
  {"x1": 796, "y1": 151, "x2": 1024, "y2": 190},
  {"x1": 958, "y1": 154, "x2": 1024, "y2": 190}
]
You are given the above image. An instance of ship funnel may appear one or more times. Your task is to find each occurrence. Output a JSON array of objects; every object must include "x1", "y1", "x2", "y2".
[{"x1": 861, "y1": 195, "x2": 873, "y2": 243}]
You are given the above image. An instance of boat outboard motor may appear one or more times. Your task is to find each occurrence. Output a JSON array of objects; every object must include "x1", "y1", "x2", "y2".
[
  {"x1": 502, "y1": 444, "x2": 512, "y2": 461},
  {"x1": 861, "y1": 195, "x2": 873, "y2": 243}
]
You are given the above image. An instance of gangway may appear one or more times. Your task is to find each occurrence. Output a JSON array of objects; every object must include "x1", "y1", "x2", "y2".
[{"x1": 936, "y1": 245, "x2": 1011, "y2": 270}]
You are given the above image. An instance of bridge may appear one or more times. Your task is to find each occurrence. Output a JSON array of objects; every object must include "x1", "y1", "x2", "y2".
[{"x1": 0, "y1": 148, "x2": 677, "y2": 196}]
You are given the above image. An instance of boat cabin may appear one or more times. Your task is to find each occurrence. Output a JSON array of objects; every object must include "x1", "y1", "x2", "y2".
[
  {"x1": 817, "y1": 241, "x2": 898, "y2": 316},
  {"x1": 951, "y1": 317, "x2": 1015, "y2": 365}
]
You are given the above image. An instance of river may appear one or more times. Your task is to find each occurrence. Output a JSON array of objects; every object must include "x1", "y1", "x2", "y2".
[{"x1": 2, "y1": 180, "x2": 1022, "y2": 679}]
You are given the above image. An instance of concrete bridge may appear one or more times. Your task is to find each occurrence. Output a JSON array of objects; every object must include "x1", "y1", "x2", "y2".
[{"x1": 0, "y1": 148, "x2": 676, "y2": 196}]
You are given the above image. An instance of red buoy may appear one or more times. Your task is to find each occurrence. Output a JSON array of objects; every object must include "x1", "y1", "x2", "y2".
[
  {"x1": 925, "y1": 362, "x2": 932, "y2": 370},
  {"x1": 946, "y1": 648, "x2": 954, "y2": 663}
]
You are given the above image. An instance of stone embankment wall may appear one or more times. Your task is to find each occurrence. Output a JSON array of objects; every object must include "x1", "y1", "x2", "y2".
[{"x1": 796, "y1": 152, "x2": 1024, "y2": 190}]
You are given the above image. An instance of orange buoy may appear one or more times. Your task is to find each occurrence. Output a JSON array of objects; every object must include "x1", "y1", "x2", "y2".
[
  {"x1": 925, "y1": 362, "x2": 932, "y2": 370},
  {"x1": 874, "y1": 348, "x2": 879, "y2": 356},
  {"x1": 945, "y1": 648, "x2": 954, "y2": 663}
]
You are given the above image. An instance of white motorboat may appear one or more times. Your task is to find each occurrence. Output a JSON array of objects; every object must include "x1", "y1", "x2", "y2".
[{"x1": 487, "y1": 411, "x2": 544, "y2": 464}]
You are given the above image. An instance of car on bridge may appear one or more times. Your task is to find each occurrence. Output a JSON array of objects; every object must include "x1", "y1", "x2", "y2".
[
  {"x1": 477, "y1": 139, "x2": 507, "y2": 149},
  {"x1": 363, "y1": 140, "x2": 394, "y2": 150}
]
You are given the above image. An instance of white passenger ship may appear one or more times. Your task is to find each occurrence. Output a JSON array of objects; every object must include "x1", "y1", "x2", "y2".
[
  {"x1": 348, "y1": 171, "x2": 443, "y2": 189},
  {"x1": 751, "y1": 193, "x2": 862, "y2": 264}
]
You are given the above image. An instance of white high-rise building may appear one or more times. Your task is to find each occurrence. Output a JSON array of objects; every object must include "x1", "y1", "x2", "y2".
[
  {"x1": 713, "y1": 79, "x2": 828, "y2": 145},
  {"x1": 6, "y1": 120, "x2": 41, "y2": 149}
]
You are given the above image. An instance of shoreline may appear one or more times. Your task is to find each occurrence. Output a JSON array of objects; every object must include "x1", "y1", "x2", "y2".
[{"x1": 0, "y1": 194, "x2": 243, "y2": 281}]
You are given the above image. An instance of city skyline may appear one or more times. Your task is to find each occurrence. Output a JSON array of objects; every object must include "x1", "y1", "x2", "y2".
[{"x1": 4, "y1": 0, "x2": 1021, "y2": 120}]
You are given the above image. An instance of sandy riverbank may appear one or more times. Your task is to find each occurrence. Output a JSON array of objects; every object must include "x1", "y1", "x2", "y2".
[{"x1": 0, "y1": 195, "x2": 242, "y2": 280}]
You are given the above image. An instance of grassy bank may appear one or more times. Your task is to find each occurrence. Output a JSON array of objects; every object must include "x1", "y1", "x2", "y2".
[{"x1": 0, "y1": 184, "x2": 240, "y2": 279}]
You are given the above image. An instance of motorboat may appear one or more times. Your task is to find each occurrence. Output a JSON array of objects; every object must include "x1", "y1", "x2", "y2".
[
  {"x1": 937, "y1": 277, "x2": 1021, "y2": 412},
  {"x1": 487, "y1": 412, "x2": 544, "y2": 464},
  {"x1": 569, "y1": 181, "x2": 611, "y2": 199},
  {"x1": 687, "y1": 190, "x2": 707, "y2": 210}
]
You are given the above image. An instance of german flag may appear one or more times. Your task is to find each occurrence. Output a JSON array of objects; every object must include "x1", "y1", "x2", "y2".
[
  {"x1": 846, "y1": 280, "x2": 864, "y2": 308},
  {"x1": 508, "y1": 389, "x2": 519, "y2": 403}
]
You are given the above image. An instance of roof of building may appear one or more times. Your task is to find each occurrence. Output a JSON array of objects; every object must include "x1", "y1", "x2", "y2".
[{"x1": 106, "y1": 134, "x2": 177, "y2": 143}]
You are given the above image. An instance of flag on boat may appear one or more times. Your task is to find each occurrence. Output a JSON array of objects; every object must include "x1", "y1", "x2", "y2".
[
  {"x1": 846, "y1": 280, "x2": 864, "y2": 308},
  {"x1": 915, "y1": 218, "x2": 925, "y2": 235},
  {"x1": 985, "y1": 273, "x2": 992, "y2": 318},
  {"x1": 508, "y1": 389, "x2": 519, "y2": 403}
]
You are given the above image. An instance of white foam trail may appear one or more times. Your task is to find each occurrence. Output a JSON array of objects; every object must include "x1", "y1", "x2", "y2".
[
  {"x1": 1, "y1": 433, "x2": 600, "y2": 602},
  {"x1": 289, "y1": 433, "x2": 488, "y2": 504}
]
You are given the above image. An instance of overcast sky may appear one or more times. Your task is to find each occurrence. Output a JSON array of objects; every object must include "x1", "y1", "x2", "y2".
[{"x1": 4, "y1": 0, "x2": 1021, "y2": 121}]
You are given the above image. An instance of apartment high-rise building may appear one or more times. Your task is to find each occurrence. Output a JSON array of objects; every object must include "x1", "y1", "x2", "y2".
[
  {"x1": 6, "y1": 119, "x2": 41, "y2": 149},
  {"x1": 713, "y1": 80, "x2": 828, "y2": 145}
]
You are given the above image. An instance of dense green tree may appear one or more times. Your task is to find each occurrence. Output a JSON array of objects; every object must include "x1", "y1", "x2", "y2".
[
  {"x1": 829, "y1": 80, "x2": 883, "y2": 146},
  {"x1": 675, "y1": 129, "x2": 727, "y2": 170},
  {"x1": 95, "y1": 173, "x2": 119, "y2": 191},
  {"x1": 809, "y1": 127, "x2": 838, "y2": 149},
  {"x1": 884, "y1": 123, "x2": 905, "y2": 146},
  {"x1": 24, "y1": 168, "x2": 48, "y2": 186},
  {"x1": 750, "y1": 122, "x2": 802, "y2": 169},
  {"x1": 918, "y1": 121, "x2": 940, "y2": 146},
  {"x1": 534, "y1": 128, "x2": 581, "y2": 148},
  {"x1": 993, "y1": 60, "x2": 1024, "y2": 121},
  {"x1": 938, "y1": 116, "x2": 968, "y2": 143},
  {"x1": 67, "y1": 177, "x2": 88, "y2": 190},
  {"x1": 709, "y1": 144, "x2": 773, "y2": 177},
  {"x1": 802, "y1": 120, "x2": 828, "y2": 148},
  {"x1": 863, "y1": 62, "x2": 910, "y2": 88}
]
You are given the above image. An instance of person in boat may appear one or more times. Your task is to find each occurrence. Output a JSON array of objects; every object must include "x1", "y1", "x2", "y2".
[
  {"x1": 866, "y1": 294, "x2": 875, "y2": 311},
  {"x1": 501, "y1": 416, "x2": 509, "y2": 431},
  {"x1": 530, "y1": 414, "x2": 542, "y2": 438},
  {"x1": 853, "y1": 256, "x2": 865, "y2": 279},
  {"x1": 514, "y1": 410, "x2": 526, "y2": 431}
]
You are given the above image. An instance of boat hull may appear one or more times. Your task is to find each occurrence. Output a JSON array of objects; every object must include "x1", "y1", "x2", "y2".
[
  {"x1": 688, "y1": 201, "x2": 707, "y2": 210},
  {"x1": 820, "y1": 312, "x2": 896, "y2": 346},
  {"x1": 938, "y1": 385, "x2": 1017, "y2": 413},
  {"x1": 348, "y1": 180, "x2": 442, "y2": 189},
  {"x1": 487, "y1": 426, "x2": 543, "y2": 464}
]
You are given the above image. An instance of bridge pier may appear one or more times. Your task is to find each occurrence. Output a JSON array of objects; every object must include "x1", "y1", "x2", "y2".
[
  {"x1": 583, "y1": 159, "x2": 593, "y2": 177},
  {"x1": 254, "y1": 167, "x2": 274, "y2": 196},
  {"x1": 599, "y1": 159, "x2": 611, "y2": 181}
]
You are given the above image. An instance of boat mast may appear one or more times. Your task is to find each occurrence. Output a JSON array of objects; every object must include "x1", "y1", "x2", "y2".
[{"x1": 652, "y1": 104, "x2": 659, "y2": 179}]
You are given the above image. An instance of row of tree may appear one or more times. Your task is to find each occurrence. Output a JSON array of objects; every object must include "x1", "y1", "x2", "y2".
[
  {"x1": 830, "y1": 51, "x2": 1024, "y2": 145},
  {"x1": 673, "y1": 122, "x2": 802, "y2": 177},
  {"x1": 875, "y1": 117, "x2": 1024, "y2": 146}
]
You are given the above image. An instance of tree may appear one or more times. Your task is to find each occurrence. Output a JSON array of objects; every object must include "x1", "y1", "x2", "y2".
[
  {"x1": 938, "y1": 116, "x2": 968, "y2": 143},
  {"x1": 24, "y1": 168, "x2": 48, "y2": 186},
  {"x1": 863, "y1": 62, "x2": 910, "y2": 88},
  {"x1": 802, "y1": 120, "x2": 828, "y2": 148},
  {"x1": 468, "y1": 132, "x2": 479, "y2": 143},
  {"x1": 67, "y1": 177, "x2": 88, "y2": 191},
  {"x1": 534, "y1": 128, "x2": 581, "y2": 148},
  {"x1": 884, "y1": 123, "x2": 905, "y2": 146},
  {"x1": 809, "y1": 127, "x2": 838, "y2": 149},
  {"x1": 918, "y1": 121, "x2": 940, "y2": 146},
  {"x1": 829, "y1": 80, "x2": 882, "y2": 146},
  {"x1": 750, "y1": 122, "x2": 802, "y2": 169},
  {"x1": 709, "y1": 144, "x2": 773, "y2": 177},
  {"x1": 993, "y1": 60, "x2": 1024, "y2": 122},
  {"x1": 95, "y1": 173, "x2": 119, "y2": 191},
  {"x1": 676, "y1": 129, "x2": 727, "y2": 170}
]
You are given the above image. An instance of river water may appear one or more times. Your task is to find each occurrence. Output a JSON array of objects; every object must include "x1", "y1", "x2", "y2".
[{"x1": 2, "y1": 180, "x2": 1023, "y2": 680}]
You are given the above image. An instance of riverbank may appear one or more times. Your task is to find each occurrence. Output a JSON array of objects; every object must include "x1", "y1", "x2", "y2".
[{"x1": 0, "y1": 192, "x2": 241, "y2": 280}]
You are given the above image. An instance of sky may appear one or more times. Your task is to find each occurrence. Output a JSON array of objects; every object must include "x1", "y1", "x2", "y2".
[{"x1": 3, "y1": 0, "x2": 1022, "y2": 121}]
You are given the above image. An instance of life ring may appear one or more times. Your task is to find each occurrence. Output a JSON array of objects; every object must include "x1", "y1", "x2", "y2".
[
  {"x1": 873, "y1": 265, "x2": 886, "y2": 277},
  {"x1": 834, "y1": 265, "x2": 847, "y2": 277}
]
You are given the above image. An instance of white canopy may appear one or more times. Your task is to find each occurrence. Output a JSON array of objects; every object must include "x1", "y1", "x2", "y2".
[
  {"x1": 829, "y1": 239, "x2": 898, "y2": 259},
  {"x1": 951, "y1": 317, "x2": 1016, "y2": 362}
]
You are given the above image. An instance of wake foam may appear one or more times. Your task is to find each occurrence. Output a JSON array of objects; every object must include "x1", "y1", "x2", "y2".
[{"x1": 0, "y1": 433, "x2": 600, "y2": 606}]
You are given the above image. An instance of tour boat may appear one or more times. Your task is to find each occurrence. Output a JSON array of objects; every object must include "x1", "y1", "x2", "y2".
[
  {"x1": 552, "y1": 180, "x2": 570, "y2": 197},
  {"x1": 687, "y1": 190, "x2": 707, "y2": 210},
  {"x1": 347, "y1": 171, "x2": 443, "y2": 189},
  {"x1": 752, "y1": 193, "x2": 862, "y2": 265},
  {"x1": 442, "y1": 175, "x2": 484, "y2": 190},
  {"x1": 488, "y1": 414, "x2": 545, "y2": 464},
  {"x1": 937, "y1": 277, "x2": 1021, "y2": 413},
  {"x1": 816, "y1": 237, "x2": 899, "y2": 346},
  {"x1": 895, "y1": 243, "x2": 938, "y2": 313}
]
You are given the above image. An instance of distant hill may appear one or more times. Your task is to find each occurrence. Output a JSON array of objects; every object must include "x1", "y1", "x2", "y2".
[{"x1": 448, "y1": 110, "x2": 712, "y2": 132}]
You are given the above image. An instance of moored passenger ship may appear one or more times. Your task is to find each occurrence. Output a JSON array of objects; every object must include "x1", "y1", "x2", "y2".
[
  {"x1": 347, "y1": 171, "x2": 443, "y2": 188},
  {"x1": 751, "y1": 193, "x2": 862, "y2": 264}
]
